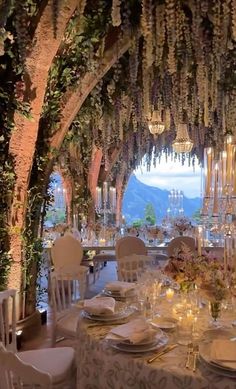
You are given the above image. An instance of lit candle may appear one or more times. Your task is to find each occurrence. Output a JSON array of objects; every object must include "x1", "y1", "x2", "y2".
[
  {"x1": 103, "y1": 182, "x2": 108, "y2": 204},
  {"x1": 212, "y1": 163, "x2": 219, "y2": 216},
  {"x1": 96, "y1": 187, "x2": 102, "y2": 208},
  {"x1": 197, "y1": 226, "x2": 202, "y2": 256},
  {"x1": 221, "y1": 151, "x2": 227, "y2": 193},
  {"x1": 233, "y1": 146, "x2": 236, "y2": 196},
  {"x1": 186, "y1": 309, "x2": 194, "y2": 324},
  {"x1": 109, "y1": 187, "x2": 116, "y2": 210},
  {"x1": 205, "y1": 148, "x2": 213, "y2": 197},
  {"x1": 99, "y1": 238, "x2": 106, "y2": 246},
  {"x1": 226, "y1": 135, "x2": 233, "y2": 186},
  {"x1": 166, "y1": 288, "x2": 174, "y2": 301}
]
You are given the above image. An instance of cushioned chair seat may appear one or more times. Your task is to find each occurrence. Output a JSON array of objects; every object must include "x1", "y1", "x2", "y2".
[
  {"x1": 56, "y1": 308, "x2": 80, "y2": 337},
  {"x1": 18, "y1": 347, "x2": 75, "y2": 385}
]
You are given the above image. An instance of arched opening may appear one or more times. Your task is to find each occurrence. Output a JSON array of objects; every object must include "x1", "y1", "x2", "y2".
[{"x1": 123, "y1": 153, "x2": 202, "y2": 226}]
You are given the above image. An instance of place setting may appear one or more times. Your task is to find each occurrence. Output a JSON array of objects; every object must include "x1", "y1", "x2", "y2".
[
  {"x1": 199, "y1": 338, "x2": 236, "y2": 378},
  {"x1": 104, "y1": 317, "x2": 170, "y2": 355},
  {"x1": 102, "y1": 280, "x2": 137, "y2": 301},
  {"x1": 81, "y1": 296, "x2": 136, "y2": 324}
]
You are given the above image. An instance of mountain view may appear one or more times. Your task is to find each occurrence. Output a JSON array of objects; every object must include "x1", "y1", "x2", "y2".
[{"x1": 122, "y1": 175, "x2": 201, "y2": 225}]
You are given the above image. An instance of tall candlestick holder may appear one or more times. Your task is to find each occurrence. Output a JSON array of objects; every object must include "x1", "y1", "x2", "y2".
[
  {"x1": 167, "y1": 189, "x2": 184, "y2": 219},
  {"x1": 202, "y1": 133, "x2": 236, "y2": 275},
  {"x1": 95, "y1": 182, "x2": 117, "y2": 242}
]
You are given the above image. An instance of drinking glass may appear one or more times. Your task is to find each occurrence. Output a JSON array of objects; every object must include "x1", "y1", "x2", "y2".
[{"x1": 209, "y1": 301, "x2": 221, "y2": 327}]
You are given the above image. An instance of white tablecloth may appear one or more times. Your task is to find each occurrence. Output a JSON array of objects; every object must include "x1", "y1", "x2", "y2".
[{"x1": 76, "y1": 306, "x2": 236, "y2": 389}]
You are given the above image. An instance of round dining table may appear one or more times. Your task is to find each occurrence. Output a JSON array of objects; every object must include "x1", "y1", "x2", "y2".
[{"x1": 76, "y1": 302, "x2": 236, "y2": 389}]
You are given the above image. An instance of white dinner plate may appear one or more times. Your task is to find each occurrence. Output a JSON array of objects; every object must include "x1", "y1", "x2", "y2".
[
  {"x1": 150, "y1": 317, "x2": 177, "y2": 330},
  {"x1": 203, "y1": 328, "x2": 235, "y2": 341},
  {"x1": 103, "y1": 289, "x2": 137, "y2": 300},
  {"x1": 199, "y1": 342, "x2": 236, "y2": 378},
  {"x1": 110, "y1": 332, "x2": 168, "y2": 353},
  {"x1": 107, "y1": 327, "x2": 164, "y2": 347},
  {"x1": 81, "y1": 305, "x2": 135, "y2": 322},
  {"x1": 83, "y1": 301, "x2": 126, "y2": 318}
]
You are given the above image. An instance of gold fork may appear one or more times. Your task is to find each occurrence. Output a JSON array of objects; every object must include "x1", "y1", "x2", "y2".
[
  {"x1": 192, "y1": 344, "x2": 199, "y2": 372},
  {"x1": 185, "y1": 342, "x2": 193, "y2": 369}
]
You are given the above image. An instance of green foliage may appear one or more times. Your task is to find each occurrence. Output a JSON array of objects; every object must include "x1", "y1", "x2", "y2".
[
  {"x1": 192, "y1": 208, "x2": 201, "y2": 224},
  {"x1": 144, "y1": 202, "x2": 156, "y2": 225},
  {"x1": 45, "y1": 208, "x2": 66, "y2": 225},
  {"x1": 42, "y1": 1, "x2": 112, "y2": 136},
  {"x1": 132, "y1": 219, "x2": 143, "y2": 228}
]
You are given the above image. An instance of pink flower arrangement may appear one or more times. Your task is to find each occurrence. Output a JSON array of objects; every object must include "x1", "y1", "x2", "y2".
[
  {"x1": 173, "y1": 216, "x2": 192, "y2": 235},
  {"x1": 164, "y1": 243, "x2": 227, "y2": 300}
]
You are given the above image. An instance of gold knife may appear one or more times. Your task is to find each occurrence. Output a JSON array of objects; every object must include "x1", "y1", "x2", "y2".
[{"x1": 147, "y1": 344, "x2": 177, "y2": 364}]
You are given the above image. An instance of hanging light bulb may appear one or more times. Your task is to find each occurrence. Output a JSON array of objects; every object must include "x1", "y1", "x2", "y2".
[
  {"x1": 172, "y1": 123, "x2": 193, "y2": 153},
  {"x1": 148, "y1": 110, "x2": 165, "y2": 135}
]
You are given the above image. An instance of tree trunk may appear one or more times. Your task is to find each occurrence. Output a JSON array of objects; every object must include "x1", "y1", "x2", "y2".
[{"x1": 8, "y1": 0, "x2": 78, "y2": 299}]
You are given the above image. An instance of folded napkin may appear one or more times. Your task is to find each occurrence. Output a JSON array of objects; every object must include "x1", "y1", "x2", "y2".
[
  {"x1": 106, "y1": 318, "x2": 157, "y2": 344},
  {"x1": 210, "y1": 339, "x2": 236, "y2": 369},
  {"x1": 83, "y1": 297, "x2": 116, "y2": 316},
  {"x1": 105, "y1": 281, "x2": 136, "y2": 297}
]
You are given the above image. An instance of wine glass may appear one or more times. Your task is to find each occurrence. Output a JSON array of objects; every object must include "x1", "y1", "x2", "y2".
[{"x1": 209, "y1": 300, "x2": 222, "y2": 327}]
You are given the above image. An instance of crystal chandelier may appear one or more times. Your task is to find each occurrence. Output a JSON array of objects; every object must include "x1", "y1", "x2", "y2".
[
  {"x1": 148, "y1": 110, "x2": 165, "y2": 135},
  {"x1": 172, "y1": 123, "x2": 193, "y2": 153}
]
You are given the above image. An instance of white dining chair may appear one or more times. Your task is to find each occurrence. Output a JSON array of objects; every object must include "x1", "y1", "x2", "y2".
[
  {"x1": 117, "y1": 254, "x2": 154, "y2": 282},
  {"x1": 50, "y1": 234, "x2": 89, "y2": 294},
  {"x1": 115, "y1": 236, "x2": 147, "y2": 260},
  {"x1": 167, "y1": 236, "x2": 196, "y2": 257},
  {"x1": 0, "y1": 289, "x2": 76, "y2": 389},
  {"x1": 50, "y1": 271, "x2": 82, "y2": 346},
  {"x1": 0, "y1": 342, "x2": 52, "y2": 389}
]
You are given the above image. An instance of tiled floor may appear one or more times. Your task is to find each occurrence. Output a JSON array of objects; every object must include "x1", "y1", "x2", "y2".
[{"x1": 22, "y1": 261, "x2": 117, "y2": 351}]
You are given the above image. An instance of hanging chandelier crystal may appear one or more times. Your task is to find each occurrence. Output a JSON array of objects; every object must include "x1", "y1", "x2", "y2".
[
  {"x1": 172, "y1": 123, "x2": 193, "y2": 153},
  {"x1": 148, "y1": 110, "x2": 165, "y2": 135}
]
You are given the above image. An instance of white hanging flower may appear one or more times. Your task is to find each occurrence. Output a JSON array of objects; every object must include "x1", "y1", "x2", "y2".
[{"x1": 112, "y1": 0, "x2": 121, "y2": 27}]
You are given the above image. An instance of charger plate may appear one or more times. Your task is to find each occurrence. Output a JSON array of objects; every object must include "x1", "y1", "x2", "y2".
[
  {"x1": 110, "y1": 332, "x2": 168, "y2": 353},
  {"x1": 150, "y1": 317, "x2": 177, "y2": 330},
  {"x1": 199, "y1": 342, "x2": 236, "y2": 378},
  {"x1": 82, "y1": 303, "x2": 135, "y2": 322}
]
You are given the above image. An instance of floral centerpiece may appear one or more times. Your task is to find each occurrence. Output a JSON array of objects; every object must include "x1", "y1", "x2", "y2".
[
  {"x1": 146, "y1": 226, "x2": 163, "y2": 242},
  {"x1": 173, "y1": 216, "x2": 192, "y2": 236},
  {"x1": 165, "y1": 243, "x2": 228, "y2": 300}
]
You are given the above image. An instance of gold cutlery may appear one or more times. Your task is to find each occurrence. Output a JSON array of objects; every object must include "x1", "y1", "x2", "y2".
[
  {"x1": 185, "y1": 342, "x2": 193, "y2": 369},
  {"x1": 147, "y1": 344, "x2": 177, "y2": 364},
  {"x1": 192, "y1": 344, "x2": 199, "y2": 372}
]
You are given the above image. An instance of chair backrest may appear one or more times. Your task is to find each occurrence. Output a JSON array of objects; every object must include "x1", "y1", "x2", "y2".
[
  {"x1": 51, "y1": 234, "x2": 83, "y2": 270},
  {"x1": 117, "y1": 254, "x2": 154, "y2": 282},
  {"x1": 50, "y1": 271, "x2": 82, "y2": 314},
  {"x1": 0, "y1": 343, "x2": 52, "y2": 389},
  {"x1": 0, "y1": 289, "x2": 17, "y2": 353},
  {"x1": 167, "y1": 236, "x2": 196, "y2": 257},
  {"x1": 115, "y1": 236, "x2": 147, "y2": 260}
]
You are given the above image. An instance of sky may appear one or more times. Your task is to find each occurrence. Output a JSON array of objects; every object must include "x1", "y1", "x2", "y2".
[{"x1": 135, "y1": 154, "x2": 202, "y2": 198}]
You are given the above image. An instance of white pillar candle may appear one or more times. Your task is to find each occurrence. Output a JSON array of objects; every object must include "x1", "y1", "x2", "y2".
[
  {"x1": 226, "y1": 135, "x2": 233, "y2": 186},
  {"x1": 212, "y1": 163, "x2": 219, "y2": 216},
  {"x1": 96, "y1": 187, "x2": 102, "y2": 208},
  {"x1": 103, "y1": 182, "x2": 108, "y2": 204},
  {"x1": 221, "y1": 151, "x2": 227, "y2": 193},
  {"x1": 233, "y1": 146, "x2": 236, "y2": 196},
  {"x1": 205, "y1": 148, "x2": 213, "y2": 197},
  {"x1": 197, "y1": 226, "x2": 202, "y2": 256}
]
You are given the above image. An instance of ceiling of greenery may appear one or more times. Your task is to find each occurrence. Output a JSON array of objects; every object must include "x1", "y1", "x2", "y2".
[{"x1": 4, "y1": 0, "x2": 236, "y2": 179}]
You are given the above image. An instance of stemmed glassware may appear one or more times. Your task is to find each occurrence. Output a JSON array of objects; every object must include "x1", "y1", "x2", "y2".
[{"x1": 208, "y1": 300, "x2": 222, "y2": 327}]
